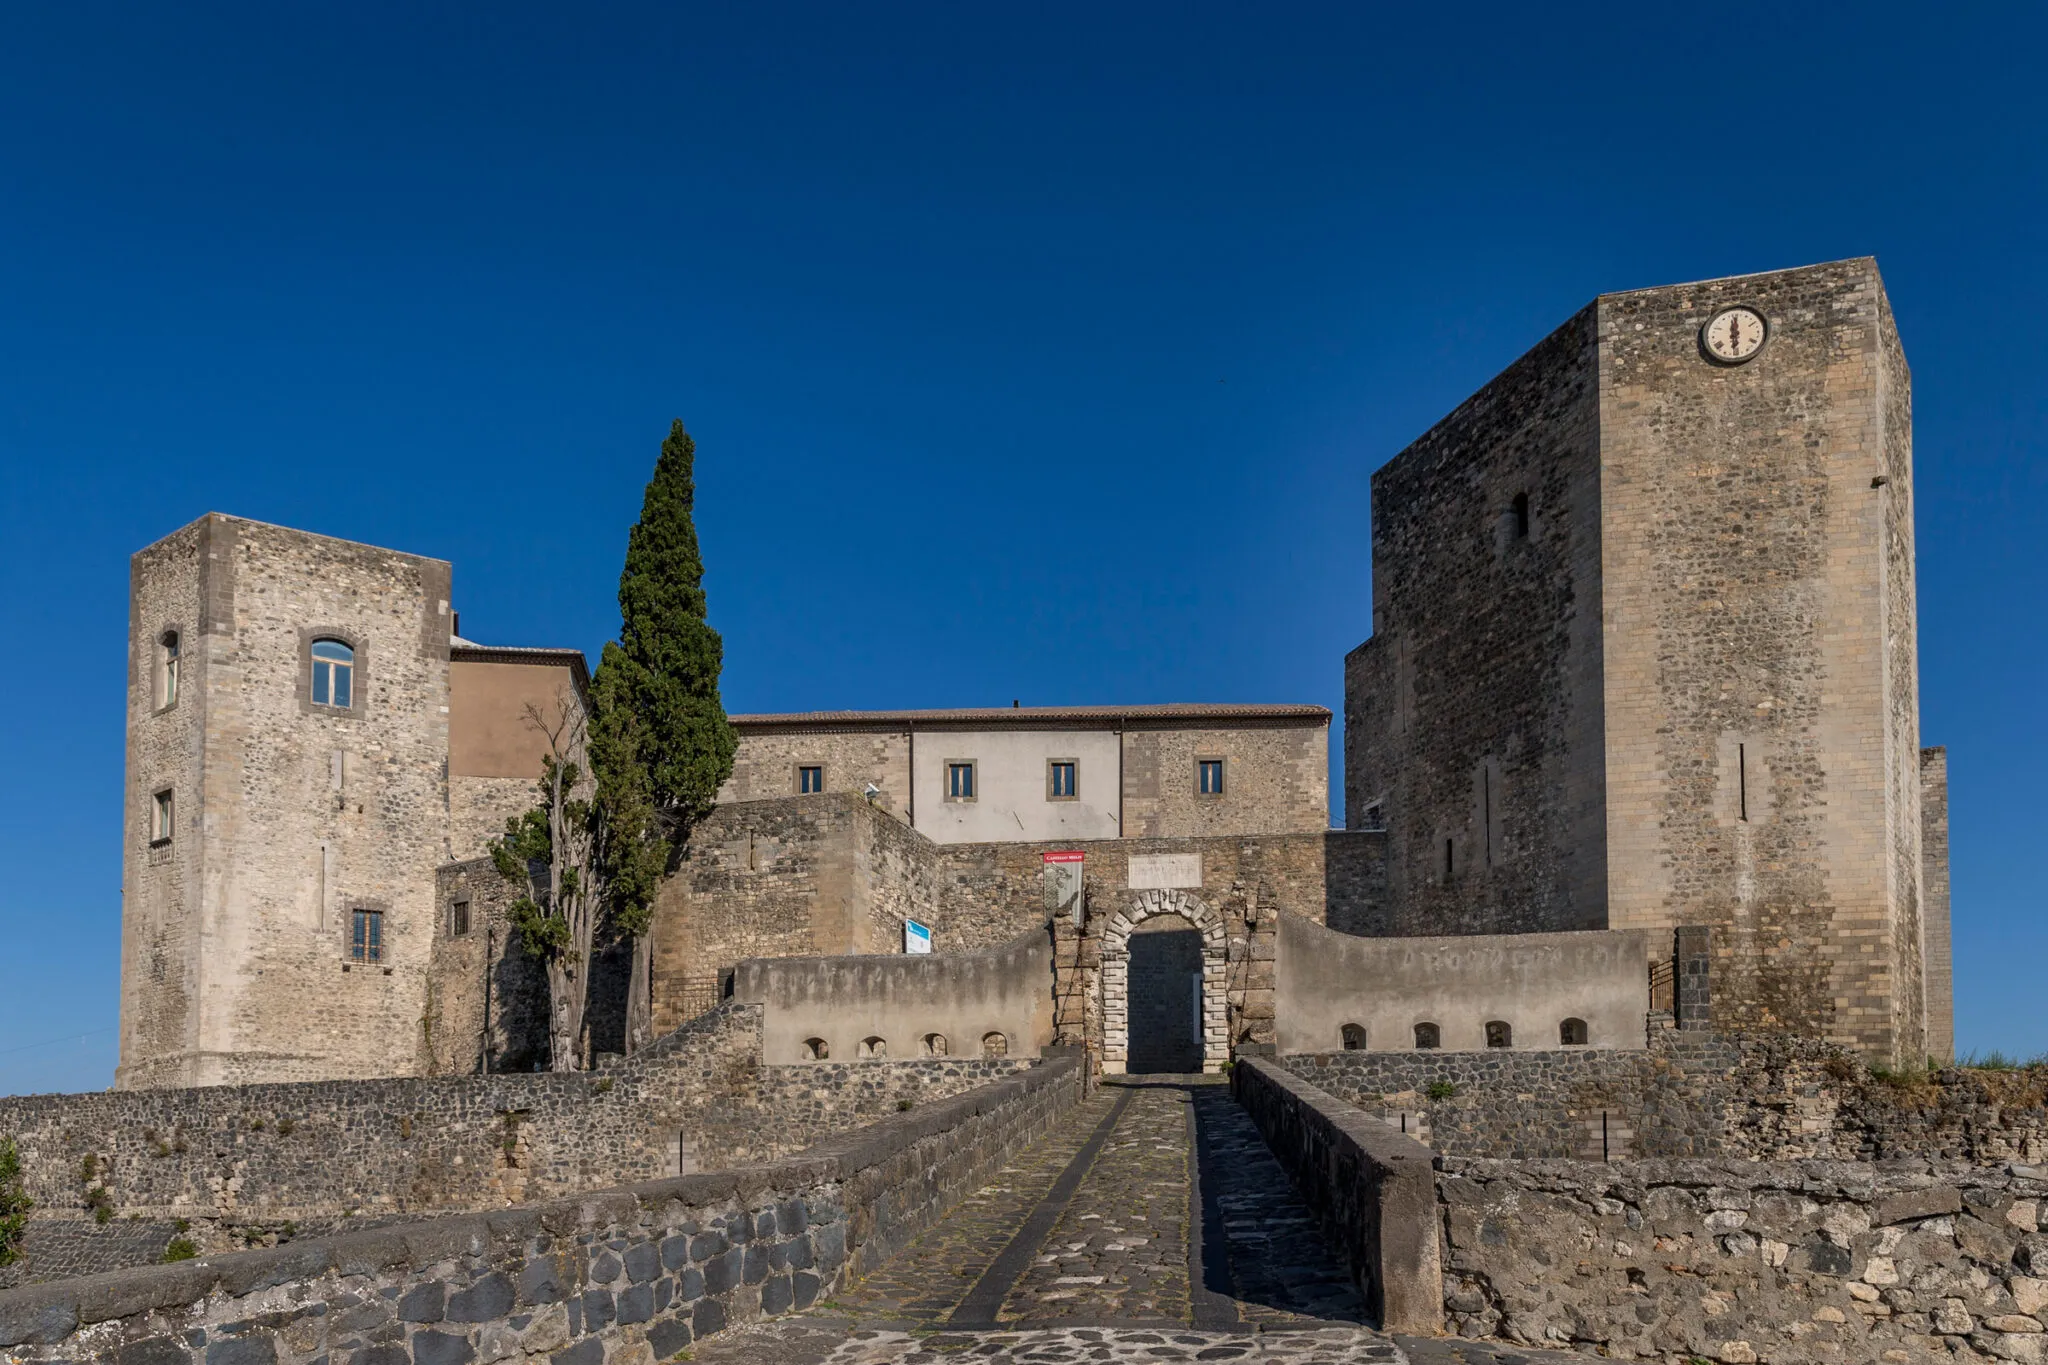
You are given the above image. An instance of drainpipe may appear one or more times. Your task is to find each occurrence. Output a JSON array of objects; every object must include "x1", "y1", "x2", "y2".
[{"x1": 907, "y1": 723, "x2": 915, "y2": 830}]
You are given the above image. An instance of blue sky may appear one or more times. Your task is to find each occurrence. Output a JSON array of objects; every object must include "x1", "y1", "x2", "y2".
[{"x1": 2, "y1": 4, "x2": 2042, "y2": 1093}]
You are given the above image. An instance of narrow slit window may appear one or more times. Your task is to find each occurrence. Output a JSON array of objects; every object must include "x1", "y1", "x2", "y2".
[
  {"x1": 350, "y1": 908, "x2": 383, "y2": 963},
  {"x1": 797, "y1": 764, "x2": 824, "y2": 794},
  {"x1": 1444, "y1": 838, "x2": 1455, "y2": 881},
  {"x1": 1738, "y1": 743, "x2": 1748, "y2": 822},
  {"x1": 1512, "y1": 492, "x2": 1530, "y2": 539},
  {"x1": 1482, "y1": 767, "x2": 1492, "y2": 866},
  {"x1": 947, "y1": 762, "x2": 976, "y2": 800},
  {"x1": 151, "y1": 789, "x2": 175, "y2": 844},
  {"x1": 1048, "y1": 760, "x2": 1077, "y2": 800},
  {"x1": 311, "y1": 639, "x2": 355, "y2": 709},
  {"x1": 1198, "y1": 758, "x2": 1225, "y2": 796}
]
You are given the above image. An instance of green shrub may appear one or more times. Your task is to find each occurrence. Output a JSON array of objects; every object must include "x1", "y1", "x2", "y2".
[
  {"x1": 1425, "y1": 1080, "x2": 1458, "y2": 1102},
  {"x1": 0, "y1": 1137, "x2": 31, "y2": 1269},
  {"x1": 162, "y1": 1237, "x2": 198, "y2": 1263}
]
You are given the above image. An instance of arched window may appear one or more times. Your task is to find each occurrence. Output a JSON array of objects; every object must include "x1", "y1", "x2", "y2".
[
  {"x1": 1512, "y1": 492, "x2": 1530, "y2": 539},
  {"x1": 1560, "y1": 1018, "x2": 1588, "y2": 1046},
  {"x1": 1485, "y1": 1020, "x2": 1512, "y2": 1049},
  {"x1": 802, "y1": 1037, "x2": 829, "y2": 1060},
  {"x1": 158, "y1": 631, "x2": 181, "y2": 708},
  {"x1": 981, "y1": 1031, "x2": 1009, "y2": 1058},
  {"x1": 858, "y1": 1036, "x2": 887, "y2": 1059},
  {"x1": 1341, "y1": 1023, "x2": 1368, "y2": 1051},
  {"x1": 310, "y1": 638, "x2": 354, "y2": 709},
  {"x1": 1413, "y1": 1022, "x2": 1440, "y2": 1050},
  {"x1": 921, "y1": 1032, "x2": 948, "y2": 1057}
]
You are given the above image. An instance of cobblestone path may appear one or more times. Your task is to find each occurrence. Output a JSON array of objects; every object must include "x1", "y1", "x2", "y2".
[{"x1": 689, "y1": 1077, "x2": 1599, "y2": 1364}]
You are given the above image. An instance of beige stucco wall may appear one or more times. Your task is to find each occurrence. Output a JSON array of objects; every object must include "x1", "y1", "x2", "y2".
[
  {"x1": 1273, "y1": 916, "x2": 1650, "y2": 1055},
  {"x1": 448, "y1": 660, "x2": 582, "y2": 779},
  {"x1": 911, "y1": 728, "x2": 1123, "y2": 843}
]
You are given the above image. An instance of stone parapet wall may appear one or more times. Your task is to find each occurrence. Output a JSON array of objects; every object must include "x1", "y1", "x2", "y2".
[
  {"x1": 1281, "y1": 1034, "x2": 1739, "y2": 1159},
  {"x1": 1285, "y1": 1032, "x2": 2048, "y2": 1165},
  {"x1": 1439, "y1": 1156, "x2": 2048, "y2": 1364},
  {"x1": 1230, "y1": 1057, "x2": 1442, "y2": 1334},
  {"x1": 0, "y1": 1058, "x2": 1085, "y2": 1363},
  {"x1": 0, "y1": 1005, "x2": 1032, "y2": 1244}
]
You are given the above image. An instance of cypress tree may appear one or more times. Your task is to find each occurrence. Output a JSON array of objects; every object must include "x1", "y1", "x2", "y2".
[{"x1": 591, "y1": 420, "x2": 736, "y2": 1050}]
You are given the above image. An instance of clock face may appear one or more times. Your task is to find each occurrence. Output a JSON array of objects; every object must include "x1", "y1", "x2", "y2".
[{"x1": 1703, "y1": 306, "x2": 1768, "y2": 363}]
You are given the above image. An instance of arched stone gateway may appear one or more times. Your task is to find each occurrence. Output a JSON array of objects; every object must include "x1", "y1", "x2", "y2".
[{"x1": 1099, "y1": 888, "x2": 1229, "y2": 1074}]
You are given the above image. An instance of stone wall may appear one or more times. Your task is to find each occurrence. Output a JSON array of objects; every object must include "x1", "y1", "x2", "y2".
[
  {"x1": 1922, "y1": 747, "x2": 1955, "y2": 1062},
  {"x1": 0, "y1": 1006, "x2": 1032, "y2": 1249},
  {"x1": 731, "y1": 929, "x2": 1053, "y2": 1065},
  {"x1": 1439, "y1": 1156, "x2": 2048, "y2": 1364},
  {"x1": 647, "y1": 795, "x2": 1392, "y2": 1044},
  {"x1": 1120, "y1": 721, "x2": 1329, "y2": 838},
  {"x1": 648, "y1": 796, "x2": 944, "y2": 1034},
  {"x1": 424, "y1": 861, "x2": 551, "y2": 1076},
  {"x1": 1597, "y1": 260, "x2": 1928, "y2": 1060},
  {"x1": 1281, "y1": 1034, "x2": 1739, "y2": 1160},
  {"x1": 1231, "y1": 1058, "x2": 1443, "y2": 1333},
  {"x1": 121, "y1": 515, "x2": 456, "y2": 1090},
  {"x1": 719, "y1": 728, "x2": 910, "y2": 820},
  {"x1": 1274, "y1": 917, "x2": 1651, "y2": 1057},
  {"x1": 0, "y1": 1058, "x2": 1085, "y2": 1363},
  {"x1": 1346, "y1": 301, "x2": 1606, "y2": 939},
  {"x1": 1284, "y1": 1032, "x2": 2048, "y2": 1166}
]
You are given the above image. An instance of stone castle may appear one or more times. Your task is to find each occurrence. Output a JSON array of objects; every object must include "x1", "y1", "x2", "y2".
[{"x1": 116, "y1": 257, "x2": 1952, "y2": 1094}]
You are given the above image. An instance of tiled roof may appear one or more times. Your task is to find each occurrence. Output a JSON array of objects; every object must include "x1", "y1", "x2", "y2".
[{"x1": 728, "y1": 703, "x2": 1329, "y2": 730}]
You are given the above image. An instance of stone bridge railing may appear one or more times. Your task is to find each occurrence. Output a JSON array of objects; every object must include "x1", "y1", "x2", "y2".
[
  {"x1": 1231, "y1": 1056, "x2": 1443, "y2": 1334},
  {"x1": 0, "y1": 1056, "x2": 1084, "y2": 1364}
]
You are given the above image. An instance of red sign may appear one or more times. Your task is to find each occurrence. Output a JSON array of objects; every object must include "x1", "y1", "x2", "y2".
[{"x1": 1042, "y1": 850, "x2": 1084, "y2": 863}]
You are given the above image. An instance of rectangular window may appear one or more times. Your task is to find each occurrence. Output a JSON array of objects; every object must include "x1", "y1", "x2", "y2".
[
  {"x1": 350, "y1": 908, "x2": 384, "y2": 963},
  {"x1": 1197, "y1": 758, "x2": 1225, "y2": 796},
  {"x1": 946, "y1": 761, "x2": 976, "y2": 801},
  {"x1": 797, "y1": 764, "x2": 824, "y2": 794},
  {"x1": 1047, "y1": 760, "x2": 1077, "y2": 800},
  {"x1": 450, "y1": 898, "x2": 471, "y2": 939},
  {"x1": 150, "y1": 789, "x2": 174, "y2": 843}
]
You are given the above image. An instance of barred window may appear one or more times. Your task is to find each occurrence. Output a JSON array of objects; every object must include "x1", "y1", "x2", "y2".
[{"x1": 350, "y1": 908, "x2": 384, "y2": 963}]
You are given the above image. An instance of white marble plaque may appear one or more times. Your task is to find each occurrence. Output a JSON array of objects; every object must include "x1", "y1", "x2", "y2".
[{"x1": 1127, "y1": 853, "x2": 1202, "y2": 889}]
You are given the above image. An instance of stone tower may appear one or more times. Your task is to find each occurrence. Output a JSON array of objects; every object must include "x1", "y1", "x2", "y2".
[
  {"x1": 119, "y1": 514, "x2": 454, "y2": 1088},
  {"x1": 1346, "y1": 258, "x2": 1951, "y2": 1062}
]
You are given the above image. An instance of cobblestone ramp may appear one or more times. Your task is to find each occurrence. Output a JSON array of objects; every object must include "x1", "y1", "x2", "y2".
[{"x1": 689, "y1": 1077, "x2": 1600, "y2": 1363}]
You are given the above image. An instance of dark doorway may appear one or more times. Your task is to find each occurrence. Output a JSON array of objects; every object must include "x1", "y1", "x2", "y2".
[{"x1": 1127, "y1": 918, "x2": 1202, "y2": 1073}]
